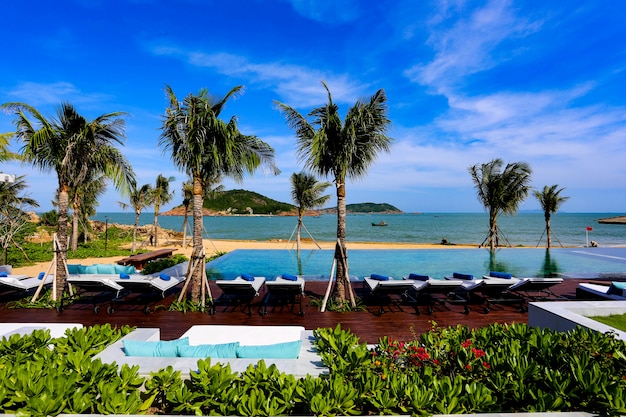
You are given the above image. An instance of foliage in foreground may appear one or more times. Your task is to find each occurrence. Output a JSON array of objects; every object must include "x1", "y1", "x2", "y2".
[{"x1": 1, "y1": 322, "x2": 625, "y2": 416}]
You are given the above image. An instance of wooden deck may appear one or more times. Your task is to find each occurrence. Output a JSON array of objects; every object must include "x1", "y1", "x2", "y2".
[{"x1": 0, "y1": 279, "x2": 595, "y2": 344}]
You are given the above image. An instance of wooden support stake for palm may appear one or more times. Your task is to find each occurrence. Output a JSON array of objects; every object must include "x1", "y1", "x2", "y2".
[{"x1": 320, "y1": 258, "x2": 337, "y2": 312}]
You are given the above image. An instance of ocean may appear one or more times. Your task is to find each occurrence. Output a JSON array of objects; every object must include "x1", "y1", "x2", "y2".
[{"x1": 91, "y1": 212, "x2": 626, "y2": 248}]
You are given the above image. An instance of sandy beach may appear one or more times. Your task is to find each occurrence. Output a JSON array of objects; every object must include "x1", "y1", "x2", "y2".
[{"x1": 12, "y1": 239, "x2": 474, "y2": 277}]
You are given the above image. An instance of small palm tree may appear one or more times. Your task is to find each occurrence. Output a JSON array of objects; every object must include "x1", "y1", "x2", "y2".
[
  {"x1": 151, "y1": 174, "x2": 175, "y2": 246},
  {"x1": 290, "y1": 172, "x2": 331, "y2": 252},
  {"x1": 70, "y1": 174, "x2": 106, "y2": 249},
  {"x1": 119, "y1": 183, "x2": 153, "y2": 253},
  {"x1": 276, "y1": 82, "x2": 392, "y2": 304},
  {"x1": 0, "y1": 175, "x2": 39, "y2": 264},
  {"x1": 3, "y1": 102, "x2": 135, "y2": 300},
  {"x1": 468, "y1": 158, "x2": 532, "y2": 251},
  {"x1": 160, "y1": 85, "x2": 278, "y2": 305},
  {"x1": 534, "y1": 185, "x2": 569, "y2": 248}
]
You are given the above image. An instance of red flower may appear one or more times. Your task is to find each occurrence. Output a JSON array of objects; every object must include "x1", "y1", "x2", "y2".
[
  {"x1": 472, "y1": 348, "x2": 485, "y2": 358},
  {"x1": 483, "y1": 361, "x2": 491, "y2": 369},
  {"x1": 461, "y1": 339, "x2": 472, "y2": 348},
  {"x1": 465, "y1": 364, "x2": 472, "y2": 370}
]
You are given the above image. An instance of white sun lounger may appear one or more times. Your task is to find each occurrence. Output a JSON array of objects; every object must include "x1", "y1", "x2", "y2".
[
  {"x1": 215, "y1": 276, "x2": 266, "y2": 315},
  {"x1": 364, "y1": 275, "x2": 425, "y2": 315},
  {"x1": 0, "y1": 275, "x2": 53, "y2": 292},
  {"x1": 263, "y1": 276, "x2": 306, "y2": 316}
]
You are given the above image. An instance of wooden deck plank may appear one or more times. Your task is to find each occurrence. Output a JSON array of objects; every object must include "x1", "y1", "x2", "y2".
[{"x1": 0, "y1": 279, "x2": 591, "y2": 344}]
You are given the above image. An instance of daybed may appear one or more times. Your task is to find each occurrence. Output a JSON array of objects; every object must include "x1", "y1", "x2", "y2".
[
  {"x1": 577, "y1": 282, "x2": 626, "y2": 301},
  {"x1": 94, "y1": 325, "x2": 326, "y2": 378}
]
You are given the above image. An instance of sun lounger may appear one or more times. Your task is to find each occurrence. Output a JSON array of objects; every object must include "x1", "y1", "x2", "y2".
[
  {"x1": 364, "y1": 274, "x2": 425, "y2": 315},
  {"x1": 577, "y1": 282, "x2": 626, "y2": 301},
  {"x1": 444, "y1": 275, "x2": 522, "y2": 314},
  {"x1": 110, "y1": 273, "x2": 185, "y2": 314},
  {"x1": 262, "y1": 274, "x2": 306, "y2": 316},
  {"x1": 67, "y1": 275, "x2": 125, "y2": 313},
  {"x1": 215, "y1": 275, "x2": 266, "y2": 315},
  {"x1": 506, "y1": 277, "x2": 565, "y2": 305},
  {"x1": 0, "y1": 275, "x2": 53, "y2": 294}
]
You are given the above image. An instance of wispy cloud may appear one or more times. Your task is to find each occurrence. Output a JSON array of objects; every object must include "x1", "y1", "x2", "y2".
[
  {"x1": 4, "y1": 82, "x2": 111, "y2": 107},
  {"x1": 285, "y1": 0, "x2": 360, "y2": 24},
  {"x1": 151, "y1": 46, "x2": 368, "y2": 107}
]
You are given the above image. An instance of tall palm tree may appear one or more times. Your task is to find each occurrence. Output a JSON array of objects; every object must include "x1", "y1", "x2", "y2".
[
  {"x1": 276, "y1": 82, "x2": 392, "y2": 304},
  {"x1": 151, "y1": 174, "x2": 175, "y2": 247},
  {"x1": 534, "y1": 184, "x2": 569, "y2": 248},
  {"x1": 468, "y1": 158, "x2": 532, "y2": 251},
  {"x1": 119, "y1": 183, "x2": 153, "y2": 253},
  {"x1": 0, "y1": 132, "x2": 21, "y2": 163},
  {"x1": 290, "y1": 172, "x2": 331, "y2": 253},
  {"x1": 160, "y1": 85, "x2": 278, "y2": 305},
  {"x1": 69, "y1": 174, "x2": 107, "y2": 250},
  {"x1": 180, "y1": 181, "x2": 193, "y2": 248},
  {"x1": 2, "y1": 102, "x2": 135, "y2": 300}
]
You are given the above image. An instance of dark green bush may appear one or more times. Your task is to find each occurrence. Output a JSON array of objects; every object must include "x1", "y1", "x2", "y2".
[{"x1": 141, "y1": 254, "x2": 188, "y2": 275}]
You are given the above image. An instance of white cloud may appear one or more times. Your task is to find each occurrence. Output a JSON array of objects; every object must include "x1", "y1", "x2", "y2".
[
  {"x1": 4, "y1": 82, "x2": 111, "y2": 107},
  {"x1": 286, "y1": 0, "x2": 360, "y2": 24}
]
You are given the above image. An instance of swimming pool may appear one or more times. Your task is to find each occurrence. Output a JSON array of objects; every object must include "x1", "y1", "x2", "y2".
[{"x1": 205, "y1": 248, "x2": 626, "y2": 281}]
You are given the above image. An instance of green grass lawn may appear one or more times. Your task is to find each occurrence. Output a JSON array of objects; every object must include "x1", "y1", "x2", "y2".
[{"x1": 589, "y1": 313, "x2": 626, "y2": 332}]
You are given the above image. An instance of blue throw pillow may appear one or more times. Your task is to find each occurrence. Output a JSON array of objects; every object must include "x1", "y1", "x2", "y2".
[
  {"x1": 453, "y1": 272, "x2": 474, "y2": 280},
  {"x1": 177, "y1": 342, "x2": 239, "y2": 358},
  {"x1": 115, "y1": 264, "x2": 136, "y2": 274},
  {"x1": 119, "y1": 273, "x2": 130, "y2": 279},
  {"x1": 371, "y1": 274, "x2": 390, "y2": 281},
  {"x1": 81, "y1": 265, "x2": 98, "y2": 274},
  {"x1": 37, "y1": 272, "x2": 45, "y2": 280},
  {"x1": 236, "y1": 340, "x2": 302, "y2": 359},
  {"x1": 123, "y1": 337, "x2": 189, "y2": 357},
  {"x1": 490, "y1": 271, "x2": 513, "y2": 279},
  {"x1": 67, "y1": 264, "x2": 81, "y2": 274},
  {"x1": 408, "y1": 273, "x2": 429, "y2": 281},
  {"x1": 281, "y1": 273, "x2": 298, "y2": 281},
  {"x1": 0, "y1": 271, "x2": 7, "y2": 278},
  {"x1": 241, "y1": 273, "x2": 255, "y2": 281},
  {"x1": 159, "y1": 273, "x2": 171, "y2": 281},
  {"x1": 96, "y1": 264, "x2": 116, "y2": 274}
]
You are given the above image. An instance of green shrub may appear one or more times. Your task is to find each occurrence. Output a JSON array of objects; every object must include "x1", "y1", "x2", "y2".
[{"x1": 141, "y1": 254, "x2": 188, "y2": 275}]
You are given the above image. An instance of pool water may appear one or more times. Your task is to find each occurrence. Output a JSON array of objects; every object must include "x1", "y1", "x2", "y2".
[{"x1": 205, "y1": 248, "x2": 626, "y2": 281}]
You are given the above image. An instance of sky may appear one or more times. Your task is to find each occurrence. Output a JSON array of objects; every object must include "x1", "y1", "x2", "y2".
[{"x1": 1, "y1": 0, "x2": 626, "y2": 214}]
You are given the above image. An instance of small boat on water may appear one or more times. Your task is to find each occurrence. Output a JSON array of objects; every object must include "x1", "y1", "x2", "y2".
[{"x1": 372, "y1": 221, "x2": 388, "y2": 227}]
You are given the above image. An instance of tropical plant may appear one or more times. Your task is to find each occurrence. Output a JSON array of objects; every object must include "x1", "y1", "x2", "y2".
[
  {"x1": 159, "y1": 85, "x2": 278, "y2": 305},
  {"x1": 290, "y1": 172, "x2": 330, "y2": 252},
  {"x1": 180, "y1": 181, "x2": 193, "y2": 248},
  {"x1": 119, "y1": 183, "x2": 153, "y2": 253},
  {"x1": 468, "y1": 158, "x2": 532, "y2": 251},
  {"x1": 276, "y1": 82, "x2": 392, "y2": 304},
  {"x1": 2, "y1": 102, "x2": 136, "y2": 300},
  {"x1": 151, "y1": 174, "x2": 175, "y2": 247},
  {"x1": 534, "y1": 184, "x2": 569, "y2": 248},
  {"x1": 0, "y1": 132, "x2": 21, "y2": 163},
  {"x1": 69, "y1": 174, "x2": 107, "y2": 250}
]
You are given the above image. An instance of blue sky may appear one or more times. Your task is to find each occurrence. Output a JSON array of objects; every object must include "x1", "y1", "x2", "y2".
[{"x1": 2, "y1": 0, "x2": 626, "y2": 213}]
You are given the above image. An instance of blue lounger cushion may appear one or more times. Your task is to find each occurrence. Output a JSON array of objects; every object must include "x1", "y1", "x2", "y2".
[
  {"x1": 370, "y1": 274, "x2": 390, "y2": 281},
  {"x1": 0, "y1": 271, "x2": 7, "y2": 278},
  {"x1": 37, "y1": 272, "x2": 45, "y2": 280},
  {"x1": 119, "y1": 273, "x2": 131, "y2": 279},
  {"x1": 281, "y1": 273, "x2": 298, "y2": 281},
  {"x1": 176, "y1": 342, "x2": 239, "y2": 358},
  {"x1": 241, "y1": 273, "x2": 255, "y2": 281},
  {"x1": 123, "y1": 337, "x2": 189, "y2": 357},
  {"x1": 236, "y1": 340, "x2": 302, "y2": 359},
  {"x1": 490, "y1": 271, "x2": 513, "y2": 279},
  {"x1": 159, "y1": 273, "x2": 171, "y2": 281},
  {"x1": 67, "y1": 264, "x2": 82, "y2": 274},
  {"x1": 408, "y1": 273, "x2": 430, "y2": 281},
  {"x1": 115, "y1": 264, "x2": 136, "y2": 274},
  {"x1": 453, "y1": 272, "x2": 474, "y2": 280},
  {"x1": 96, "y1": 264, "x2": 116, "y2": 274}
]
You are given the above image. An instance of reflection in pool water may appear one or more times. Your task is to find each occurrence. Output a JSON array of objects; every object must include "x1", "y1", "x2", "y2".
[{"x1": 206, "y1": 248, "x2": 626, "y2": 281}]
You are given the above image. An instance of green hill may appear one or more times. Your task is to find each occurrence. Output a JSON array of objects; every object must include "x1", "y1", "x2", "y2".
[
  {"x1": 203, "y1": 189, "x2": 296, "y2": 215},
  {"x1": 319, "y1": 202, "x2": 403, "y2": 214}
]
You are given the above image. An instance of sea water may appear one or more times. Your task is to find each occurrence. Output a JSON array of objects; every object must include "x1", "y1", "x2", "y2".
[{"x1": 92, "y1": 212, "x2": 626, "y2": 248}]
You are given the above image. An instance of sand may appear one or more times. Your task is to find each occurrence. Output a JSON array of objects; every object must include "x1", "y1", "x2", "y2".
[{"x1": 12, "y1": 239, "x2": 474, "y2": 277}]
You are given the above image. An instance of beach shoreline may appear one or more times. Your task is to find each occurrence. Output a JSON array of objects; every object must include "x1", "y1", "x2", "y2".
[{"x1": 12, "y1": 239, "x2": 478, "y2": 277}]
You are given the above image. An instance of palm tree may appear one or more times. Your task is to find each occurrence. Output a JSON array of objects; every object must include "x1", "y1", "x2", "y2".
[
  {"x1": 290, "y1": 172, "x2": 331, "y2": 253},
  {"x1": 69, "y1": 174, "x2": 107, "y2": 250},
  {"x1": 0, "y1": 175, "x2": 39, "y2": 264},
  {"x1": 151, "y1": 174, "x2": 175, "y2": 247},
  {"x1": 468, "y1": 158, "x2": 532, "y2": 251},
  {"x1": 534, "y1": 185, "x2": 569, "y2": 248},
  {"x1": 119, "y1": 183, "x2": 153, "y2": 253},
  {"x1": 180, "y1": 181, "x2": 193, "y2": 248},
  {"x1": 2, "y1": 102, "x2": 135, "y2": 300},
  {"x1": 0, "y1": 132, "x2": 21, "y2": 163},
  {"x1": 160, "y1": 85, "x2": 278, "y2": 305},
  {"x1": 276, "y1": 82, "x2": 392, "y2": 304}
]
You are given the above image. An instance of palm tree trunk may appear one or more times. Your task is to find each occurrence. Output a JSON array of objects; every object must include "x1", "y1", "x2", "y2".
[
  {"x1": 334, "y1": 180, "x2": 348, "y2": 303},
  {"x1": 182, "y1": 204, "x2": 189, "y2": 248},
  {"x1": 153, "y1": 206, "x2": 160, "y2": 247},
  {"x1": 546, "y1": 216, "x2": 552, "y2": 249},
  {"x1": 70, "y1": 202, "x2": 80, "y2": 252},
  {"x1": 190, "y1": 175, "x2": 204, "y2": 304},
  {"x1": 296, "y1": 209, "x2": 303, "y2": 253},
  {"x1": 489, "y1": 210, "x2": 497, "y2": 252},
  {"x1": 132, "y1": 210, "x2": 139, "y2": 253},
  {"x1": 56, "y1": 184, "x2": 70, "y2": 300}
]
